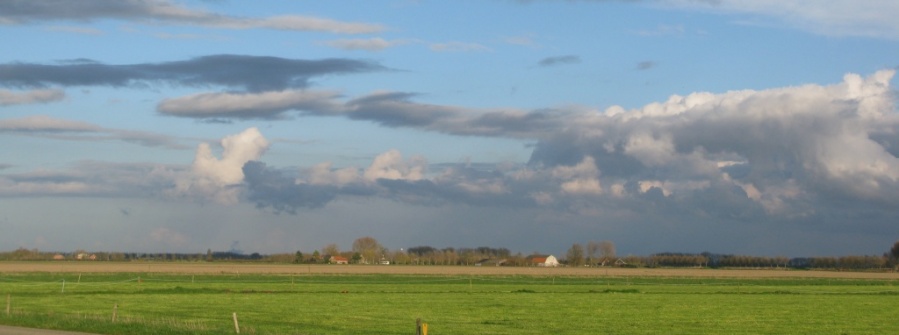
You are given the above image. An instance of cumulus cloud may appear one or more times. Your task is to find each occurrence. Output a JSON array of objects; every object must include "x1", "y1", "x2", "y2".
[
  {"x1": 172, "y1": 127, "x2": 270, "y2": 204},
  {"x1": 0, "y1": 89, "x2": 65, "y2": 106},
  {"x1": 0, "y1": 0, "x2": 384, "y2": 34},
  {"x1": 363, "y1": 150, "x2": 427, "y2": 181},
  {"x1": 0, "y1": 55, "x2": 387, "y2": 92},
  {"x1": 552, "y1": 156, "x2": 603, "y2": 195},
  {"x1": 9, "y1": 69, "x2": 895, "y2": 233},
  {"x1": 231, "y1": 70, "x2": 899, "y2": 227},
  {"x1": 530, "y1": 69, "x2": 899, "y2": 215}
]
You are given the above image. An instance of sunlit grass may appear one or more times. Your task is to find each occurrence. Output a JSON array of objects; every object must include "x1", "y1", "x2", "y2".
[{"x1": 1, "y1": 273, "x2": 897, "y2": 334}]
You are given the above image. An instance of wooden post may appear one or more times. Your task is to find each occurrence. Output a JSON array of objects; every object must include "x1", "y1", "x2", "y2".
[
  {"x1": 416, "y1": 318, "x2": 422, "y2": 335},
  {"x1": 232, "y1": 312, "x2": 240, "y2": 334},
  {"x1": 6, "y1": 293, "x2": 10, "y2": 316},
  {"x1": 61, "y1": 279, "x2": 65, "y2": 293},
  {"x1": 112, "y1": 304, "x2": 118, "y2": 323}
]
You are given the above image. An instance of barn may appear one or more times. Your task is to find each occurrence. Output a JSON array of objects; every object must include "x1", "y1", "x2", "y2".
[{"x1": 528, "y1": 255, "x2": 560, "y2": 267}]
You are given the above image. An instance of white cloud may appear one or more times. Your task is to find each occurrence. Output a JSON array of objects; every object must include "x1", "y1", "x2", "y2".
[
  {"x1": 0, "y1": 0, "x2": 384, "y2": 34},
  {"x1": 363, "y1": 150, "x2": 426, "y2": 181},
  {"x1": 244, "y1": 15, "x2": 384, "y2": 34},
  {"x1": 0, "y1": 115, "x2": 100, "y2": 132},
  {"x1": 662, "y1": 0, "x2": 899, "y2": 39},
  {"x1": 0, "y1": 115, "x2": 185, "y2": 149},
  {"x1": 325, "y1": 37, "x2": 407, "y2": 51},
  {"x1": 172, "y1": 127, "x2": 270, "y2": 204},
  {"x1": 0, "y1": 89, "x2": 65, "y2": 106},
  {"x1": 304, "y1": 162, "x2": 359, "y2": 186},
  {"x1": 550, "y1": 157, "x2": 603, "y2": 195},
  {"x1": 430, "y1": 41, "x2": 490, "y2": 52},
  {"x1": 44, "y1": 26, "x2": 103, "y2": 35}
]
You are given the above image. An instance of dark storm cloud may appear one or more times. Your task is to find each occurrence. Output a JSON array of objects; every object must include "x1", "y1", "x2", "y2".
[
  {"x1": 0, "y1": 55, "x2": 387, "y2": 92},
  {"x1": 537, "y1": 55, "x2": 581, "y2": 67},
  {"x1": 242, "y1": 161, "x2": 339, "y2": 214}
]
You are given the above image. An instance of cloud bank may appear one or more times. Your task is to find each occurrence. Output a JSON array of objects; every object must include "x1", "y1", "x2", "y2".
[
  {"x1": 176, "y1": 70, "x2": 899, "y2": 228},
  {"x1": 5, "y1": 71, "x2": 896, "y2": 238}
]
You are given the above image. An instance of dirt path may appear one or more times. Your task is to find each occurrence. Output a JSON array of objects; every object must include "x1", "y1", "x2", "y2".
[
  {"x1": 1, "y1": 262, "x2": 897, "y2": 279},
  {"x1": 0, "y1": 325, "x2": 101, "y2": 335}
]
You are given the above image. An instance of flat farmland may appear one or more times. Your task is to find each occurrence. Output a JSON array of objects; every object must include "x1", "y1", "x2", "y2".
[
  {"x1": 2, "y1": 262, "x2": 898, "y2": 279},
  {"x1": 1, "y1": 263, "x2": 898, "y2": 335}
]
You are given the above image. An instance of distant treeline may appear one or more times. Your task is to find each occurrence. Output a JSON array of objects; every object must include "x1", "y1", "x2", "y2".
[
  {"x1": 622, "y1": 252, "x2": 889, "y2": 270},
  {"x1": 2, "y1": 243, "x2": 897, "y2": 271}
]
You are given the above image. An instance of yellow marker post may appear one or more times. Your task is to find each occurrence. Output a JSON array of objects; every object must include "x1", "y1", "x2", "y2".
[{"x1": 422, "y1": 323, "x2": 428, "y2": 335}]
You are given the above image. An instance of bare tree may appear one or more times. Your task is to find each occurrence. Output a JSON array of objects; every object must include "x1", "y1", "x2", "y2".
[
  {"x1": 599, "y1": 240, "x2": 616, "y2": 265},
  {"x1": 322, "y1": 243, "x2": 340, "y2": 258},
  {"x1": 586, "y1": 241, "x2": 600, "y2": 266},
  {"x1": 352, "y1": 236, "x2": 384, "y2": 264},
  {"x1": 890, "y1": 241, "x2": 899, "y2": 265},
  {"x1": 566, "y1": 243, "x2": 585, "y2": 267}
]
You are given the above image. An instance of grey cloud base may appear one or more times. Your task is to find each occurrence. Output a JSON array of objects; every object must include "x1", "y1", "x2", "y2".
[{"x1": 0, "y1": 55, "x2": 386, "y2": 92}]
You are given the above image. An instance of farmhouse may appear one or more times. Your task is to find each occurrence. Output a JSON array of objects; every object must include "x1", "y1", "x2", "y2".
[
  {"x1": 528, "y1": 255, "x2": 560, "y2": 267},
  {"x1": 329, "y1": 256, "x2": 349, "y2": 264}
]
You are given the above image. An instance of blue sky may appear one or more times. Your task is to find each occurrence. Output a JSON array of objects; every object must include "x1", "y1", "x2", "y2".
[{"x1": 1, "y1": 0, "x2": 898, "y2": 257}]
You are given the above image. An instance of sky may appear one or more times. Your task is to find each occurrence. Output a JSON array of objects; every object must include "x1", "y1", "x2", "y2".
[{"x1": 1, "y1": 0, "x2": 898, "y2": 258}]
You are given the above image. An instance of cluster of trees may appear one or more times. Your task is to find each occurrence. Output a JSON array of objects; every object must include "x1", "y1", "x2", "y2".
[
  {"x1": 4, "y1": 239, "x2": 899, "y2": 271},
  {"x1": 565, "y1": 241, "x2": 617, "y2": 267}
]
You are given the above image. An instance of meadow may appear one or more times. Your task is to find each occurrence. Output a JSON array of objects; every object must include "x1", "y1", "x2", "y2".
[{"x1": 1, "y1": 263, "x2": 897, "y2": 334}]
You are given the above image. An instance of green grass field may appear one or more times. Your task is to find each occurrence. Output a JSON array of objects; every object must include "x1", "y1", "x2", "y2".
[{"x1": 1, "y1": 272, "x2": 897, "y2": 334}]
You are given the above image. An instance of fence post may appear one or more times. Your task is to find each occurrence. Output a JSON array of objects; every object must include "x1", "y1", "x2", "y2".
[
  {"x1": 232, "y1": 312, "x2": 240, "y2": 334},
  {"x1": 112, "y1": 304, "x2": 118, "y2": 323},
  {"x1": 61, "y1": 279, "x2": 65, "y2": 293},
  {"x1": 5, "y1": 293, "x2": 9, "y2": 316},
  {"x1": 416, "y1": 318, "x2": 422, "y2": 335}
]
